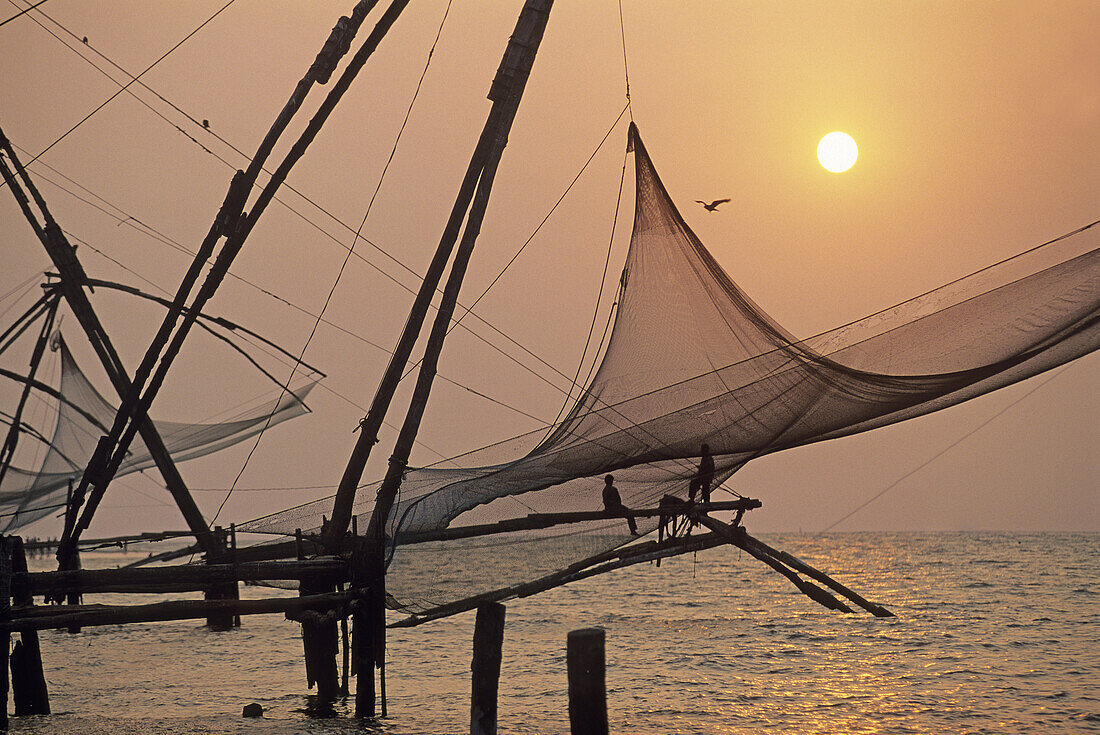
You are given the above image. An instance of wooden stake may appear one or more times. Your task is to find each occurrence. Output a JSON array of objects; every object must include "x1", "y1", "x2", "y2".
[
  {"x1": 0, "y1": 537, "x2": 12, "y2": 731},
  {"x1": 4, "y1": 590, "x2": 353, "y2": 632},
  {"x1": 470, "y1": 602, "x2": 506, "y2": 735},
  {"x1": 205, "y1": 526, "x2": 236, "y2": 630},
  {"x1": 567, "y1": 628, "x2": 607, "y2": 735},
  {"x1": 8, "y1": 538, "x2": 48, "y2": 715},
  {"x1": 299, "y1": 570, "x2": 339, "y2": 700}
]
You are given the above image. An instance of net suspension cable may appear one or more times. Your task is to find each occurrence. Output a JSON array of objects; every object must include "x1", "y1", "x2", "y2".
[
  {"x1": 0, "y1": 0, "x2": 238, "y2": 179},
  {"x1": 210, "y1": 0, "x2": 456, "y2": 525},
  {"x1": 821, "y1": 361, "x2": 1084, "y2": 532},
  {"x1": 5, "y1": 16, "x2": 630, "y2": 419}
]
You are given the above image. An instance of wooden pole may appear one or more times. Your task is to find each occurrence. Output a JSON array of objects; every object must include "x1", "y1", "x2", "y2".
[
  {"x1": 205, "y1": 526, "x2": 236, "y2": 630},
  {"x1": 567, "y1": 628, "x2": 607, "y2": 735},
  {"x1": 8, "y1": 538, "x2": 48, "y2": 715},
  {"x1": 325, "y1": 0, "x2": 559, "y2": 552},
  {"x1": 4, "y1": 590, "x2": 354, "y2": 632},
  {"x1": 0, "y1": 538, "x2": 12, "y2": 731},
  {"x1": 340, "y1": 586, "x2": 350, "y2": 697},
  {"x1": 470, "y1": 602, "x2": 506, "y2": 735},
  {"x1": 393, "y1": 531, "x2": 733, "y2": 628},
  {"x1": 18, "y1": 557, "x2": 347, "y2": 596},
  {"x1": 299, "y1": 579, "x2": 340, "y2": 701}
]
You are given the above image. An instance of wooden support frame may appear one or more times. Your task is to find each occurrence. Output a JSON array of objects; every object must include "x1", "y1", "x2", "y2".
[
  {"x1": 2, "y1": 590, "x2": 358, "y2": 633},
  {"x1": 15, "y1": 558, "x2": 348, "y2": 597}
]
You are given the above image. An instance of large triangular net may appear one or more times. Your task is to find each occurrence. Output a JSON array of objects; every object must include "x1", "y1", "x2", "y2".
[
  {"x1": 242, "y1": 125, "x2": 1099, "y2": 614},
  {"x1": 0, "y1": 338, "x2": 318, "y2": 532}
]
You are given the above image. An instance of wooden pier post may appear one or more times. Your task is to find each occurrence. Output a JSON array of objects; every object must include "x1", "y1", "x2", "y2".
[
  {"x1": 567, "y1": 628, "x2": 607, "y2": 735},
  {"x1": 350, "y1": 534, "x2": 380, "y2": 718},
  {"x1": 56, "y1": 543, "x2": 81, "y2": 634},
  {"x1": 8, "y1": 537, "x2": 49, "y2": 715},
  {"x1": 470, "y1": 602, "x2": 506, "y2": 735},
  {"x1": 204, "y1": 526, "x2": 239, "y2": 630},
  {"x1": 299, "y1": 583, "x2": 339, "y2": 700},
  {"x1": 0, "y1": 537, "x2": 11, "y2": 731}
]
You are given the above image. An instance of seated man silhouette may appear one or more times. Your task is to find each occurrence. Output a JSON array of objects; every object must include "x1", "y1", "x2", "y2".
[{"x1": 601, "y1": 474, "x2": 639, "y2": 535}]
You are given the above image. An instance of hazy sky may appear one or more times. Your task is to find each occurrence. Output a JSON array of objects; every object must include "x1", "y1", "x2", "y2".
[{"x1": 1, "y1": 1, "x2": 1096, "y2": 537}]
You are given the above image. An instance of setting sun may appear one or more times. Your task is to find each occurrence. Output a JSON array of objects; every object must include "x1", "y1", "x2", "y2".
[{"x1": 817, "y1": 131, "x2": 858, "y2": 172}]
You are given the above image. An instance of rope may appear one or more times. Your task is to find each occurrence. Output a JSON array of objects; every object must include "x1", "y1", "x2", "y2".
[
  {"x1": 544, "y1": 132, "x2": 631, "y2": 432},
  {"x1": 0, "y1": 0, "x2": 47, "y2": 28},
  {"x1": 617, "y1": 0, "x2": 632, "y2": 117},
  {"x1": 407, "y1": 102, "x2": 632, "y2": 383},
  {"x1": 821, "y1": 362, "x2": 1079, "y2": 531},
  {"x1": 3, "y1": 0, "x2": 237, "y2": 175},
  {"x1": 211, "y1": 0, "x2": 455, "y2": 525}
]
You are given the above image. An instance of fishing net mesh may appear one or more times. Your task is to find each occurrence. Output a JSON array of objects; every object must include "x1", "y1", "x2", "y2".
[
  {"x1": 241, "y1": 125, "x2": 1099, "y2": 615},
  {"x1": 0, "y1": 339, "x2": 318, "y2": 532}
]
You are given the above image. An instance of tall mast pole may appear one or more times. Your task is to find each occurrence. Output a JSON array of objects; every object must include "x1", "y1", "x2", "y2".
[
  {"x1": 325, "y1": 0, "x2": 556, "y2": 717},
  {"x1": 324, "y1": 0, "x2": 556, "y2": 551}
]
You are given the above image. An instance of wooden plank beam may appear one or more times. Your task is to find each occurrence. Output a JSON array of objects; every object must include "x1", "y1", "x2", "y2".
[
  {"x1": 3, "y1": 590, "x2": 357, "y2": 632},
  {"x1": 16, "y1": 558, "x2": 348, "y2": 596}
]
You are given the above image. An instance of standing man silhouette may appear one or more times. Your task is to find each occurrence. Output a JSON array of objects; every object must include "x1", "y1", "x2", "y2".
[{"x1": 689, "y1": 444, "x2": 715, "y2": 503}]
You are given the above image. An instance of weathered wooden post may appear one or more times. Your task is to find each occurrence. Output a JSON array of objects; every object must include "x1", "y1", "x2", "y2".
[
  {"x1": 9, "y1": 537, "x2": 49, "y2": 715},
  {"x1": 299, "y1": 522, "x2": 339, "y2": 701},
  {"x1": 567, "y1": 628, "x2": 608, "y2": 735},
  {"x1": 0, "y1": 537, "x2": 12, "y2": 730},
  {"x1": 470, "y1": 602, "x2": 506, "y2": 735},
  {"x1": 350, "y1": 536, "x2": 377, "y2": 717},
  {"x1": 204, "y1": 526, "x2": 237, "y2": 630}
]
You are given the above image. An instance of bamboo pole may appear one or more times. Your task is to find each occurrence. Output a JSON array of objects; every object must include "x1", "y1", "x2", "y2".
[
  {"x1": 0, "y1": 538, "x2": 11, "y2": 730},
  {"x1": 396, "y1": 500, "x2": 760, "y2": 545},
  {"x1": 0, "y1": 135, "x2": 220, "y2": 558},
  {"x1": 392, "y1": 531, "x2": 733, "y2": 628},
  {"x1": 0, "y1": 293, "x2": 57, "y2": 492},
  {"x1": 740, "y1": 532, "x2": 895, "y2": 617},
  {"x1": 51, "y1": 1, "x2": 397, "y2": 560},
  {"x1": 693, "y1": 516, "x2": 897, "y2": 615}
]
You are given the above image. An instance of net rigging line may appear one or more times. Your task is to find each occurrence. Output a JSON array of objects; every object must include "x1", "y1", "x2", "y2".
[
  {"x1": 19, "y1": 164, "x2": 539, "y2": 436},
  {"x1": 617, "y1": 0, "x2": 632, "y2": 118},
  {"x1": 405, "y1": 102, "x2": 630, "y2": 384},
  {"x1": 5, "y1": 12, "x2": 602, "y2": 418},
  {"x1": 1, "y1": 0, "x2": 238, "y2": 176},
  {"x1": 11, "y1": 0, "x2": 422, "y2": 297},
  {"x1": 0, "y1": 0, "x2": 47, "y2": 28},
  {"x1": 11, "y1": 109, "x2": 636, "y2": 442},
  {"x1": 211, "y1": 0, "x2": 456, "y2": 525},
  {"x1": 821, "y1": 362, "x2": 1083, "y2": 532},
  {"x1": 9, "y1": 6, "x2": 613, "y2": 407},
  {"x1": 541, "y1": 125, "x2": 630, "y2": 435},
  {"x1": 13, "y1": 137, "x2": 582, "y2": 430}
]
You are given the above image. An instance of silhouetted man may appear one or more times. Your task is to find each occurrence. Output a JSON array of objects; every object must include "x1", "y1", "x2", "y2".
[
  {"x1": 688, "y1": 443, "x2": 715, "y2": 503},
  {"x1": 602, "y1": 474, "x2": 639, "y2": 535}
]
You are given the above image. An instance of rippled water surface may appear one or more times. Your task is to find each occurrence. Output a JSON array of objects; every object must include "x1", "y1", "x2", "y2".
[{"x1": 12, "y1": 532, "x2": 1100, "y2": 734}]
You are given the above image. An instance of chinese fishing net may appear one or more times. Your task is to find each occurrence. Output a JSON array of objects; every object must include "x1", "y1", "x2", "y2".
[
  {"x1": 0, "y1": 338, "x2": 318, "y2": 532},
  {"x1": 241, "y1": 125, "x2": 1099, "y2": 616}
]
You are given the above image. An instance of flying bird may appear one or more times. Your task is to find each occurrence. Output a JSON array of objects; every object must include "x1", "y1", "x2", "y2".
[{"x1": 695, "y1": 198, "x2": 731, "y2": 212}]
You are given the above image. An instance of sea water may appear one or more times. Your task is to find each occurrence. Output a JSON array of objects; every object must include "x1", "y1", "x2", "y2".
[{"x1": 11, "y1": 532, "x2": 1100, "y2": 734}]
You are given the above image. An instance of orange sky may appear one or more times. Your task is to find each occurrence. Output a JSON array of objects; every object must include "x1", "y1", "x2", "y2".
[{"x1": 1, "y1": 1, "x2": 1096, "y2": 535}]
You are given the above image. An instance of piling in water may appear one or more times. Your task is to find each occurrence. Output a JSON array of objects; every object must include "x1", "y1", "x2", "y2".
[
  {"x1": 567, "y1": 627, "x2": 607, "y2": 735},
  {"x1": 470, "y1": 602, "x2": 506, "y2": 735}
]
